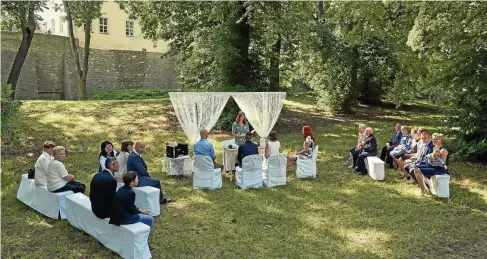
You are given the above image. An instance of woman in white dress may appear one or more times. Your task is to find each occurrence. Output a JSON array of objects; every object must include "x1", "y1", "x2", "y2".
[
  {"x1": 116, "y1": 140, "x2": 134, "y2": 181},
  {"x1": 265, "y1": 131, "x2": 282, "y2": 158}
]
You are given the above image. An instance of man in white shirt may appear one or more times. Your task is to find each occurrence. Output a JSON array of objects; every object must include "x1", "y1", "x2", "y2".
[{"x1": 34, "y1": 141, "x2": 56, "y2": 186}]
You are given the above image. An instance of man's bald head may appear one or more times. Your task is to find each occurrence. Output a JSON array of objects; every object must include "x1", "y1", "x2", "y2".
[
  {"x1": 200, "y1": 129, "x2": 209, "y2": 139},
  {"x1": 135, "y1": 141, "x2": 145, "y2": 154}
]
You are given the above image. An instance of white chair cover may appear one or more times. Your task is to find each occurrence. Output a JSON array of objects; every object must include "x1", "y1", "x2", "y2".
[
  {"x1": 263, "y1": 153, "x2": 287, "y2": 187},
  {"x1": 65, "y1": 193, "x2": 152, "y2": 259},
  {"x1": 116, "y1": 182, "x2": 161, "y2": 216},
  {"x1": 193, "y1": 156, "x2": 222, "y2": 190},
  {"x1": 17, "y1": 174, "x2": 73, "y2": 219},
  {"x1": 236, "y1": 154, "x2": 263, "y2": 190},
  {"x1": 296, "y1": 146, "x2": 319, "y2": 179}
]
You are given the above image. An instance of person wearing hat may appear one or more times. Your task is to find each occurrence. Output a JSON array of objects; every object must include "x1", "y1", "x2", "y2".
[{"x1": 236, "y1": 131, "x2": 259, "y2": 168}]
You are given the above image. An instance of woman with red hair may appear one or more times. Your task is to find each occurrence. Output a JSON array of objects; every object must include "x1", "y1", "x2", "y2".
[
  {"x1": 232, "y1": 111, "x2": 250, "y2": 146},
  {"x1": 288, "y1": 126, "x2": 315, "y2": 163}
]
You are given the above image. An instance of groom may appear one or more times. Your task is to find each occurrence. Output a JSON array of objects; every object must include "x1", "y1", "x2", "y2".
[{"x1": 127, "y1": 141, "x2": 173, "y2": 204}]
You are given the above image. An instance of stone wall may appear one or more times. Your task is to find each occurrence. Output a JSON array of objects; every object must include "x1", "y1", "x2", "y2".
[{"x1": 1, "y1": 32, "x2": 179, "y2": 100}]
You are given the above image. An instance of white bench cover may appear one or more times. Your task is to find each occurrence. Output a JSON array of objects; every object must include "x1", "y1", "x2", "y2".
[
  {"x1": 366, "y1": 156, "x2": 385, "y2": 180},
  {"x1": 117, "y1": 183, "x2": 160, "y2": 216},
  {"x1": 426, "y1": 174, "x2": 450, "y2": 198},
  {"x1": 65, "y1": 193, "x2": 152, "y2": 259},
  {"x1": 236, "y1": 154, "x2": 263, "y2": 190},
  {"x1": 193, "y1": 156, "x2": 222, "y2": 190},
  {"x1": 263, "y1": 153, "x2": 287, "y2": 187},
  {"x1": 296, "y1": 146, "x2": 319, "y2": 179},
  {"x1": 17, "y1": 174, "x2": 73, "y2": 219}
]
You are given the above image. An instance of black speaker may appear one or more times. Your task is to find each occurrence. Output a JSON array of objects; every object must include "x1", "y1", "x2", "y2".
[
  {"x1": 166, "y1": 145, "x2": 177, "y2": 158},
  {"x1": 176, "y1": 143, "x2": 188, "y2": 157}
]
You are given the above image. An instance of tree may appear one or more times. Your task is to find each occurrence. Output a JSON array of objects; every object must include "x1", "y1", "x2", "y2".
[
  {"x1": 1, "y1": 1, "x2": 47, "y2": 99},
  {"x1": 407, "y1": 2, "x2": 487, "y2": 162},
  {"x1": 61, "y1": 1, "x2": 102, "y2": 100}
]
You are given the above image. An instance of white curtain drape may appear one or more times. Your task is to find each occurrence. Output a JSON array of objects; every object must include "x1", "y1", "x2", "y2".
[
  {"x1": 232, "y1": 92, "x2": 286, "y2": 138},
  {"x1": 169, "y1": 92, "x2": 231, "y2": 144}
]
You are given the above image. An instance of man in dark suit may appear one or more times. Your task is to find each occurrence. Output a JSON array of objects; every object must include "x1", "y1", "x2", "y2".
[
  {"x1": 380, "y1": 123, "x2": 403, "y2": 168},
  {"x1": 354, "y1": 127, "x2": 378, "y2": 175},
  {"x1": 237, "y1": 132, "x2": 259, "y2": 167},
  {"x1": 127, "y1": 141, "x2": 172, "y2": 204},
  {"x1": 90, "y1": 157, "x2": 119, "y2": 219}
]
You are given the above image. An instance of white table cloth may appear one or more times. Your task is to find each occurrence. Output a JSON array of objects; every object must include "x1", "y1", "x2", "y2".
[{"x1": 223, "y1": 145, "x2": 264, "y2": 172}]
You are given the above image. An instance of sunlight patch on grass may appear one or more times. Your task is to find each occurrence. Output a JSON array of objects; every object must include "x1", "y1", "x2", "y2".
[{"x1": 339, "y1": 228, "x2": 392, "y2": 257}]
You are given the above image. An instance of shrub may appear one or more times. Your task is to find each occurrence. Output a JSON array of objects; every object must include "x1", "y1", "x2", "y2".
[{"x1": 1, "y1": 84, "x2": 22, "y2": 139}]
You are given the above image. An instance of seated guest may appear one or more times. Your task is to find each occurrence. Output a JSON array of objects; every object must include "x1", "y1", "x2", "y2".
[
  {"x1": 397, "y1": 127, "x2": 425, "y2": 177},
  {"x1": 34, "y1": 141, "x2": 56, "y2": 187},
  {"x1": 353, "y1": 127, "x2": 377, "y2": 175},
  {"x1": 237, "y1": 132, "x2": 259, "y2": 167},
  {"x1": 127, "y1": 141, "x2": 172, "y2": 204},
  {"x1": 116, "y1": 140, "x2": 134, "y2": 181},
  {"x1": 109, "y1": 171, "x2": 154, "y2": 251},
  {"x1": 194, "y1": 129, "x2": 224, "y2": 169},
  {"x1": 232, "y1": 111, "x2": 250, "y2": 146},
  {"x1": 404, "y1": 129, "x2": 434, "y2": 183},
  {"x1": 90, "y1": 157, "x2": 119, "y2": 219},
  {"x1": 380, "y1": 123, "x2": 402, "y2": 168},
  {"x1": 389, "y1": 126, "x2": 413, "y2": 167},
  {"x1": 47, "y1": 146, "x2": 86, "y2": 193},
  {"x1": 348, "y1": 124, "x2": 367, "y2": 168},
  {"x1": 288, "y1": 126, "x2": 315, "y2": 163},
  {"x1": 265, "y1": 131, "x2": 282, "y2": 158},
  {"x1": 414, "y1": 133, "x2": 450, "y2": 193},
  {"x1": 99, "y1": 141, "x2": 117, "y2": 172}
]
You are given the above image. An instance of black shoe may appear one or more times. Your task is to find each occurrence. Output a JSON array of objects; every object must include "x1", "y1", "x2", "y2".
[
  {"x1": 161, "y1": 197, "x2": 173, "y2": 204},
  {"x1": 356, "y1": 171, "x2": 367, "y2": 176},
  {"x1": 149, "y1": 244, "x2": 155, "y2": 251}
]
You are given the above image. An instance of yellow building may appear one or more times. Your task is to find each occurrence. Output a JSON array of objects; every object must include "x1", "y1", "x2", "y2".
[{"x1": 38, "y1": 0, "x2": 170, "y2": 53}]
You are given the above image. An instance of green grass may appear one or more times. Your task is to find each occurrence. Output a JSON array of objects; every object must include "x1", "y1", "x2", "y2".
[
  {"x1": 87, "y1": 89, "x2": 172, "y2": 100},
  {"x1": 2, "y1": 95, "x2": 487, "y2": 258}
]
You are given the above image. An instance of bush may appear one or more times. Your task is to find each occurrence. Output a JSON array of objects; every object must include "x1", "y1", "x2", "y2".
[
  {"x1": 1, "y1": 84, "x2": 22, "y2": 139},
  {"x1": 87, "y1": 89, "x2": 171, "y2": 100}
]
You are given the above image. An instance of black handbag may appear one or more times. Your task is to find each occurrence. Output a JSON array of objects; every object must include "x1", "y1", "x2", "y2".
[{"x1": 27, "y1": 168, "x2": 35, "y2": 179}]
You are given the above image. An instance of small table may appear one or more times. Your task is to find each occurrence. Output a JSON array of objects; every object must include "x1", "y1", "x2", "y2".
[
  {"x1": 223, "y1": 145, "x2": 265, "y2": 172},
  {"x1": 165, "y1": 156, "x2": 193, "y2": 176}
]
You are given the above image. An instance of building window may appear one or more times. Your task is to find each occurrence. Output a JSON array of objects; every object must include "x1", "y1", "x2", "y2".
[
  {"x1": 125, "y1": 21, "x2": 134, "y2": 36},
  {"x1": 51, "y1": 19, "x2": 55, "y2": 33},
  {"x1": 99, "y1": 18, "x2": 108, "y2": 33}
]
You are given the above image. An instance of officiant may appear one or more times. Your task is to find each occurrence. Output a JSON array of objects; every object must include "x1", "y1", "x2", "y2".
[{"x1": 232, "y1": 111, "x2": 250, "y2": 146}]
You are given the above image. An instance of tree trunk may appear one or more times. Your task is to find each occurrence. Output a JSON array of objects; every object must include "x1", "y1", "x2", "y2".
[
  {"x1": 269, "y1": 35, "x2": 281, "y2": 91},
  {"x1": 343, "y1": 46, "x2": 360, "y2": 113},
  {"x1": 233, "y1": 1, "x2": 251, "y2": 87},
  {"x1": 79, "y1": 1, "x2": 94, "y2": 100},
  {"x1": 316, "y1": 1, "x2": 324, "y2": 22},
  {"x1": 6, "y1": 8, "x2": 36, "y2": 99},
  {"x1": 63, "y1": 1, "x2": 83, "y2": 98}
]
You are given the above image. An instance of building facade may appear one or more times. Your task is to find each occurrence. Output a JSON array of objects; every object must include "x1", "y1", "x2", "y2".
[{"x1": 37, "y1": 0, "x2": 169, "y2": 53}]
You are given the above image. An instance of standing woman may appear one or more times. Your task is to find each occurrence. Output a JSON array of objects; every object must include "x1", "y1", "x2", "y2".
[
  {"x1": 99, "y1": 141, "x2": 117, "y2": 172},
  {"x1": 116, "y1": 140, "x2": 134, "y2": 180},
  {"x1": 232, "y1": 111, "x2": 250, "y2": 146}
]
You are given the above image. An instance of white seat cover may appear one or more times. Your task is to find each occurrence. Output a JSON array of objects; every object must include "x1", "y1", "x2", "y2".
[
  {"x1": 296, "y1": 146, "x2": 319, "y2": 179},
  {"x1": 65, "y1": 193, "x2": 152, "y2": 259},
  {"x1": 236, "y1": 154, "x2": 263, "y2": 190},
  {"x1": 17, "y1": 174, "x2": 73, "y2": 219},
  {"x1": 193, "y1": 156, "x2": 222, "y2": 190},
  {"x1": 263, "y1": 153, "x2": 287, "y2": 187}
]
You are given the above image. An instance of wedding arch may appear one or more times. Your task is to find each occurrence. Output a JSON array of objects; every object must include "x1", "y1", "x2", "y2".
[{"x1": 168, "y1": 92, "x2": 286, "y2": 144}]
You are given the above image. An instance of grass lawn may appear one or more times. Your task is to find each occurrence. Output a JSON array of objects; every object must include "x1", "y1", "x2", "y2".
[{"x1": 2, "y1": 94, "x2": 487, "y2": 258}]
